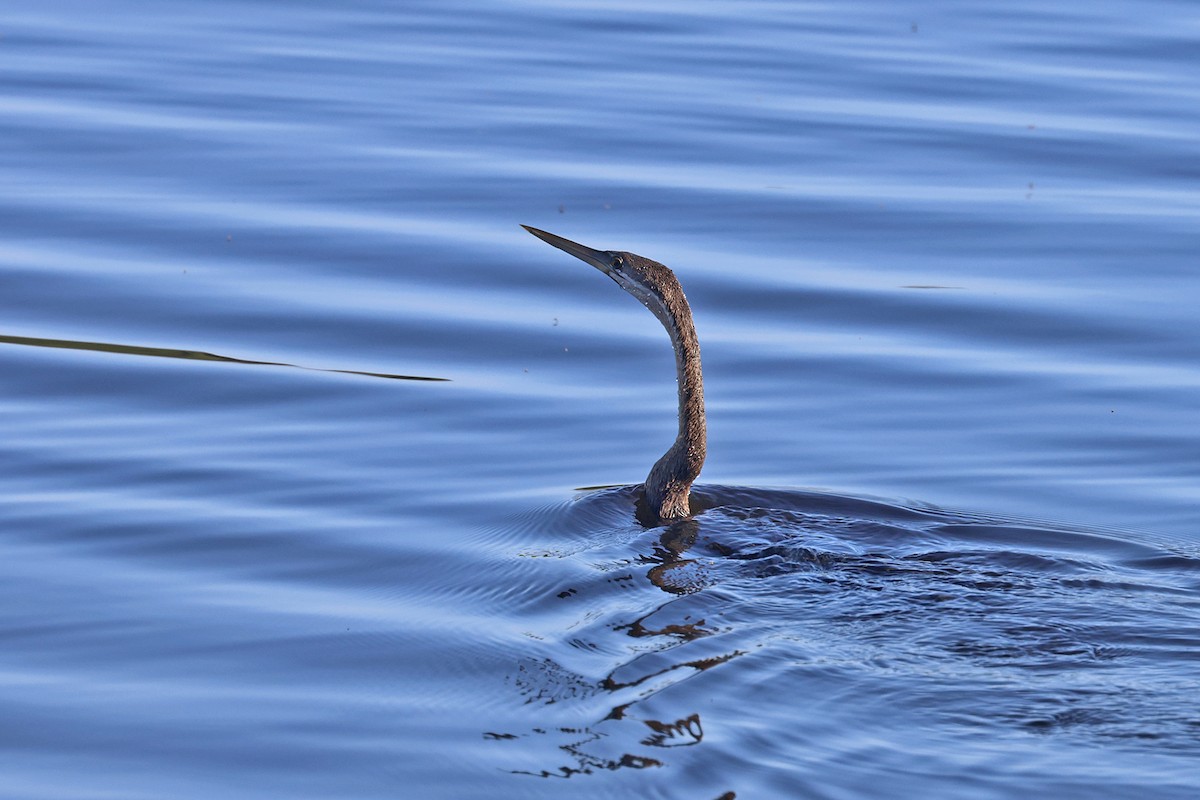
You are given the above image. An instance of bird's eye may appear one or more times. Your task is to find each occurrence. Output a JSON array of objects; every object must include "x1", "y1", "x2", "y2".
[{"x1": 611, "y1": 255, "x2": 624, "y2": 269}]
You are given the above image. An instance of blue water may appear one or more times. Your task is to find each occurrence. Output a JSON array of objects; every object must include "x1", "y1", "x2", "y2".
[{"x1": 2, "y1": 1, "x2": 1198, "y2": 797}]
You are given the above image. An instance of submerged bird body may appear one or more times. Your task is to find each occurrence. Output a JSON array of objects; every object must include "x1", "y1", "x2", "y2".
[{"x1": 522, "y1": 226, "x2": 705, "y2": 523}]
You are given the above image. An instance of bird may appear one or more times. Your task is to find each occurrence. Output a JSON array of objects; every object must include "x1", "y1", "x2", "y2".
[{"x1": 522, "y1": 225, "x2": 705, "y2": 524}]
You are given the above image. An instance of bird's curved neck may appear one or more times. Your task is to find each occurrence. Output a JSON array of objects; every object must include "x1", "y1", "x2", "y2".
[
  {"x1": 645, "y1": 289, "x2": 706, "y2": 522},
  {"x1": 670, "y1": 304, "x2": 705, "y2": 455}
]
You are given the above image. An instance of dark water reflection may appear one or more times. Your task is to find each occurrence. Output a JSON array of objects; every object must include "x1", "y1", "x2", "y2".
[
  {"x1": 490, "y1": 487, "x2": 1199, "y2": 796},
  {"x1": 0, "y1": 332, "x2": 449, "y2": 381}
]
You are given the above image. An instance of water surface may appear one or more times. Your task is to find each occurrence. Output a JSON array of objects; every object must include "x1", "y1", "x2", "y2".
[{"x1": 2, "y1": 1, "x2": 1198, "y2": 797}]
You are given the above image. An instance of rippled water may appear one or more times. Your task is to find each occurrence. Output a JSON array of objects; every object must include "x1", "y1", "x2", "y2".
[
  {"x1": 2, "y1": 1, "x2": 1198, "y2": 798},
  {"x1": 499, "y1": 488, "x2": 1200, "y2": 797}
]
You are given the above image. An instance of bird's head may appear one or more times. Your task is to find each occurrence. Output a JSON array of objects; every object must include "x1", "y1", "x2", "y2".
[{"x1": 521, "y1": 225, "x2": 680, "y2": 329}]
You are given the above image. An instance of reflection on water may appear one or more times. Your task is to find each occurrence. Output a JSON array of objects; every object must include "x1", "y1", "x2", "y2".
[
  {"x1": 0, "y1": 333, "x2": 449, "y2": 382},
  {"x1": 494, "y1": 487, "x2": 1200, "y2": 794}
]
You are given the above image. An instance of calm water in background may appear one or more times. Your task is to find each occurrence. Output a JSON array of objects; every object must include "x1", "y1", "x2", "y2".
[{"x1": 2, "y1": 1, "x2": 1198, "y2": 798}]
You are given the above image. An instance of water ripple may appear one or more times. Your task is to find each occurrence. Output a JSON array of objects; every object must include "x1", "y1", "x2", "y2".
[{"x1": 494, "y1": 486, "x2": 1200, "y2": 795}]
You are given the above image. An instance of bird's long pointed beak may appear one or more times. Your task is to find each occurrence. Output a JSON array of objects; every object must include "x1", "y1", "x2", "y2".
[{"x1": 522, "y1": 225, "x2": 611, "y2": 274}]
